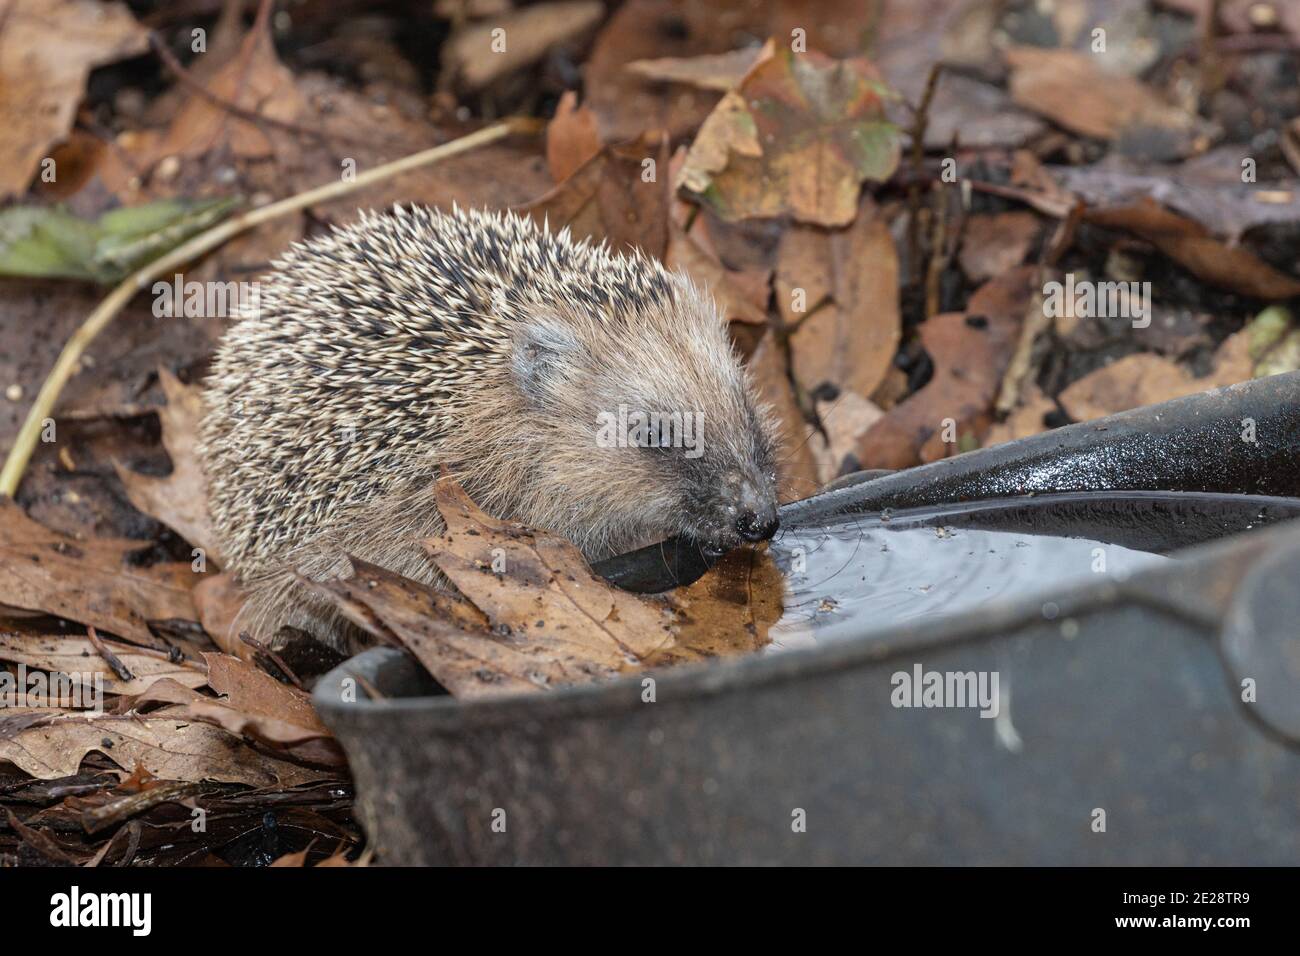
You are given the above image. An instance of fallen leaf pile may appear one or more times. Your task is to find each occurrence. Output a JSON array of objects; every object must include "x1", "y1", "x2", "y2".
[{"x1": 3, "y1": 0, "x2": 1300, "y2": 866}]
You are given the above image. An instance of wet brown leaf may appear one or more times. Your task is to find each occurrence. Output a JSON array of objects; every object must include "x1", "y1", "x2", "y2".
[
  {"x1": 654, "y1": 548, "x2": 782, "y2": 665},
  {"x1": 676, "y1": 40, "x2": 900, "y2": 227}
]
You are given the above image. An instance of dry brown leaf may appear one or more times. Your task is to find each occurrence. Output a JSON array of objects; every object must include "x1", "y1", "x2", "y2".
[
  {"x1": 1005, "y1": 46, "x2": 1202, "y2": 154},
  {"x1": 959, "y1": 212, "x2": 1041, "y2": 283},
  {"x1": 985, "y1": 384, "x2": 1058, "y2": 446},
  {"x1": 0, "y1": 634, "x2": 207, "y2": 697},
  {"x1": 1058, "y1": 331, "x2": 1254, "y2": 422},
  {"x1": 1085, "y1": 199, "x2": 1300, "y2": 300},
  {"x1": 814, "y1": 390, "x2": 884, "y2": 485},
  {"x1": 441, "y1": 1, "x2": 604, "y2": 90},
  {"x1": 856, "y1": 266, "x2": 1038, "y2": 469},
  {"x1": 521, "y1": 130, "x2": 671, "y2": 258},
  {"x1": 174, "y1": 653, "x2": 343, "y2": 767},
  {"x1": 156, "y1": 27, "x2": 307, "y2": 163},
  {"x1": 665, "y1": 225, "x2": 770, "y2": 324},
  {"x1": 0, "y1": 714, "x2": 330, "y2": 786},
  {"x1": 546, "y1": 91, "x2": 603, "y2": 183},
  {"x1": 747, "y1": 332, "x2": 821, "y2": 503},
  {"x1": 0, "y1": 0, "x2": 148, "y2": 200},
  {"x1": 310, "y1": 558, "x2": 580, "y2": 698},
  {"x1": 676, "y1": 40, "x2": 900, "y2": 227},
  {"x1": 192, "y1": 572, "x2": 251, "y2": 658},
  {"x1": 625, "y1": 48, "x2": 762, "y2": 91},
  {"x1": 786, "y1": 201, "x2": 901, "y2": 400},
  {"x1": 115, "y1": 370, "x2": 225, "y2": 566},
  {"x1": 0, "y1": 500, "x2": 198, "y2": 645}
]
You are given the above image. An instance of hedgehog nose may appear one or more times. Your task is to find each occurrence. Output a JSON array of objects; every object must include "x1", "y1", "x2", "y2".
[{"x1": 736, "y1": 509, "x2": 779, "y2": 543}]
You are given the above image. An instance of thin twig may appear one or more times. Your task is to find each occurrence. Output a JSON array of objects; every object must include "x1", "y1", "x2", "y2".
[
  {"x1": 905, "y1": 63, "x2": 943, "y2": 286},
  {"x1": 0, "y1": 119, "x2": 532, "y2": 497},
  {"x1": 87, "y1": 626, "x2": 135, "y2": 682},
  {"x1": 149, "y1": 32, "x2": 400, "y2": 151}
]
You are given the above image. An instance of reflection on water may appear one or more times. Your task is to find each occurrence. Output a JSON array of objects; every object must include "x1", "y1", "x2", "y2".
[{"x1": 766, "y1": 513, "x2": 1170, "y2": 652}]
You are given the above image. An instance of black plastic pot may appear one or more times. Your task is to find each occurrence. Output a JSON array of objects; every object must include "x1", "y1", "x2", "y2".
[{"x1": 314, "y1": 373, "x2": 1300, "y2": 865}]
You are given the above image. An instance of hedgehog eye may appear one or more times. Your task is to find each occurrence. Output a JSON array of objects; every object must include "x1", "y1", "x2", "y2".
[{"x1": 510, "y1": 318, "x2": 581, "y2": 404}]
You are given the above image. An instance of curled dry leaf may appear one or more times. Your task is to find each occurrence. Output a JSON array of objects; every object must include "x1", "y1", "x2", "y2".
[
  {"x1": 625, "y1": 48, "x2": 763, "y2": 91},
  {"x1": 155, "y1": 27, "x2": 306, "y2": 161},
  {"x1": 192, "y1": 572, "x2": 252, "y2": 658},
  {"x1": 0, "y1": 500, "x2": 198, "y2": 646},
  {"x1": 856, "y1": 266, "x2": 1038, "y2": 469},
  {"x1": 814, "y1": 389, "x2": 884, "y2": 485},
  {"x1": 0, "y1": 0, "x2": 148, "y2": 200},
  {"x1": 676, "y1": 40, "x2": 901, "y2": 227},
  {"x1": 115, "y1": 369, "x2": 225, "y2": 566},
  {"x1": 1084, "y1": 199, "x2": 1300, "y2": 300},
  {"x1": 168, "y1": 653, "x2": 344, "y2": 768}
]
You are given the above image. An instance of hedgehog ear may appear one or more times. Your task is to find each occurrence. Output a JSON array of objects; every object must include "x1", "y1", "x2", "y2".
[{"x1": 510, "y1": 318, "x2": 582, "y2": 404}]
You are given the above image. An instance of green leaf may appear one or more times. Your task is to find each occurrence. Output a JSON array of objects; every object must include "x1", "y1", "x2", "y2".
[{"x1": 0, "y1": 197, "x2": 239, "y2": 284}]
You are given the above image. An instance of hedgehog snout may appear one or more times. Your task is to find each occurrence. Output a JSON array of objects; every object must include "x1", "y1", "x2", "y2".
[
  {"x1": 690, "y1": 475, "x2": 778, "y2": 555},
  {"x1": 733, "y1": 477, "x2": 779, "y2": 543}
]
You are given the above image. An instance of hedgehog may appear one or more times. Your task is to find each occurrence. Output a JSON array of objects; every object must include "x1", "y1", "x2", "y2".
[{"x1": 198, "y1": 205, "x2": 781, "y2": 650}]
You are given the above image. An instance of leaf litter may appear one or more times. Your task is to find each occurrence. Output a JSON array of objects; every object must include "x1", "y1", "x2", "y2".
[{"x1": 2, "y1": 0, "x2": 1300, "y2": 864}]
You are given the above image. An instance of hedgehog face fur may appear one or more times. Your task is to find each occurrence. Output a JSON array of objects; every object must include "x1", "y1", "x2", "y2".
[
  {"x1": 200, "y1": 206, "x2": 780, "y2": 647},
  {"x1": 444, "y1": 274, "x2": 781, "y2": 559}
]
